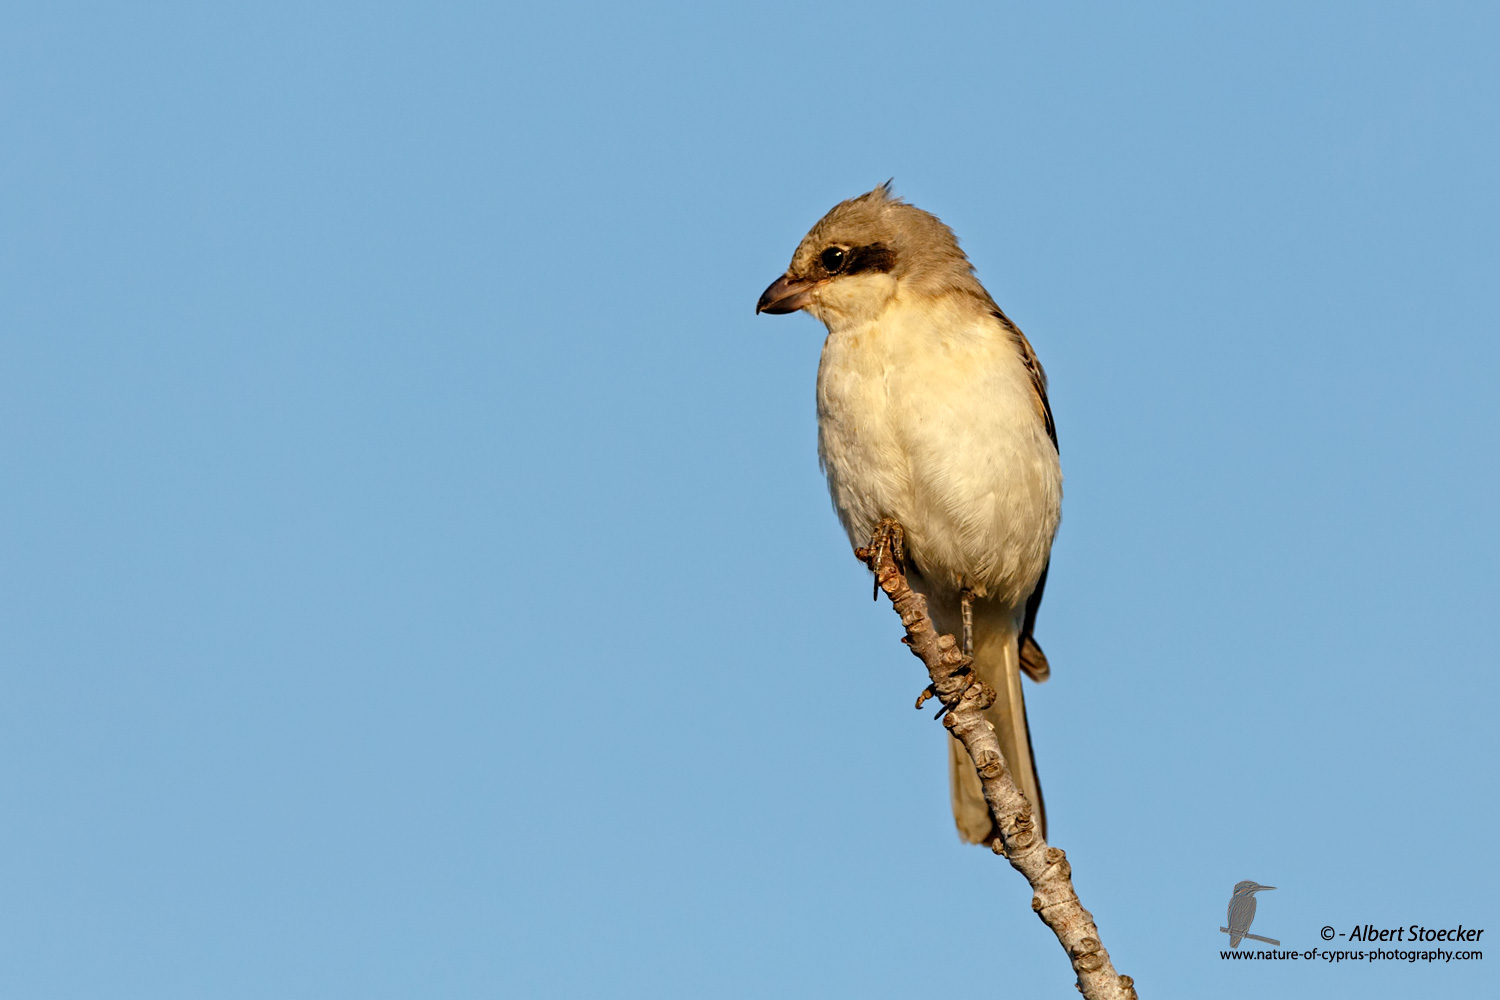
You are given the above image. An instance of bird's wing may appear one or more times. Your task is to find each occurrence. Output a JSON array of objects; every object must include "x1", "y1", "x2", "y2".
[
  {"x1": 992, "y1": 308, "x2": 1057, "y2": 453},
  {"x1": 992, "y1": 308, "x2": 1056, "y2": 681},
  {"x1": 1228, "y1": 895, "x2": 1256, "y2": 934}
]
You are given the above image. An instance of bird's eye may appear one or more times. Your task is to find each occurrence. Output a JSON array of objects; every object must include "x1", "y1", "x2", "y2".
[{"x1": 820, "y1": 247, "x2": 847, "y2": 273}]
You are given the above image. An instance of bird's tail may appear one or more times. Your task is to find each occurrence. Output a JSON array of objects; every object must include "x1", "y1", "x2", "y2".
[{"x1": 949, "y1": 610, "x2": 1046, "y2": 844}]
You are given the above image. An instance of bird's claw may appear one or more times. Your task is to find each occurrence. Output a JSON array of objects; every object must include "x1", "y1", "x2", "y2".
[
  {"x1": 914, "y1": 663, "x2": 983, "y2": 719},
  {"x1": 855, "y1": 518, "x2": 907, "y2": 600}
]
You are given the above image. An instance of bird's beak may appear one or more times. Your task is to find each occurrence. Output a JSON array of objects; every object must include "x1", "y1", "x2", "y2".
[
  {"x1": 1256, "y1": 885, "x2": 1276, "y2": 892},
  {"x1": 756, "y1": 274, "x2": 815, "y2": 315}
]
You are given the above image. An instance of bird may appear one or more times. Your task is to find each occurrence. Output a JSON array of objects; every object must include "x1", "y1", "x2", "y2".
[
  {"x1": 1226, "y1": 881, "x2": 1275, "y2": 947},
  {"x1": 756, "y1": 183, "x2": 1062, "y2": 843}
]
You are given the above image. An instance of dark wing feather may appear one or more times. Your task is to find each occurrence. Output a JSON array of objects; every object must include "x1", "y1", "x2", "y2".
[
  {"x1": 992, "y1": 308, "x2": 1058, "y2": 681},
  {"x1": 992, "y1": 308, "x2": 1058, "y2": 453},
  {"x1": 1019, "y1": 561, "x2": 1052, "y2": 682}
]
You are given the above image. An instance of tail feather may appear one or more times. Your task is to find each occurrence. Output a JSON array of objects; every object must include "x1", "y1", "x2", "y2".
[
  {"x1": 949, "y1": 616, "x2": 1046, "y2": 844},
  {"x1": 1020, "y1": 635, "x2": 1050, "y2": 682}
]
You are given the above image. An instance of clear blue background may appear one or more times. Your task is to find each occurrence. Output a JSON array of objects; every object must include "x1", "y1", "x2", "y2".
[{"x1": 3, "y1": 2, "x2": 1496, "y2": 997}]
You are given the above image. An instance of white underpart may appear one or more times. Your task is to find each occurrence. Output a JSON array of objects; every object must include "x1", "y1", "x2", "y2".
[{"x1": 813, "y1": 281, "x2": 1061, "y2": 614}]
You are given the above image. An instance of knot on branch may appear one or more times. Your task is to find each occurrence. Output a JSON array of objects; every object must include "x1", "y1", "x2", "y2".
[
  {"x1": 1004, "y1": 802, "x2": 1039, "y2": 851},
  {"x1": 974, "y1": 749, "x2": 1006, "y2": 781},
  {"x1": 1069, "y1": 937, "x2": 1105, "y2": 973}
]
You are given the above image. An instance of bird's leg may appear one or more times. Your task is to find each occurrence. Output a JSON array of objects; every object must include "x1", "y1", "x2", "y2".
[
  {"x1": 914, "y1": 586, "x2": 983, "y2": 720},
  {"x1": 855, "y1": 518, "x2": 906, "y2": 600},
  {"x1": 960, "y1": 587, "x2": 975, "y2": 660},
  {"x1": 857, "y1": 520, "x2": 981, "y2": 716}
]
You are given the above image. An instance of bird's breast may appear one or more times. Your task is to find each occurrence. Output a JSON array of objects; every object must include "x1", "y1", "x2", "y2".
[{"x1": 815, "y1": 298, "x2": 1061, "y2": 608}]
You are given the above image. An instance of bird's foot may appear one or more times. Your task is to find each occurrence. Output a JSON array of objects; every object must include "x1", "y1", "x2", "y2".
[
  {"x1": 913, "y1": 666, "x2": 986, "y2": 719},
  {"x1": 914, "y1": 683, "x2": 938, "y2": 711},
  {"x1": 854, "y1": 518, "x2": 906, "y2": 600}
]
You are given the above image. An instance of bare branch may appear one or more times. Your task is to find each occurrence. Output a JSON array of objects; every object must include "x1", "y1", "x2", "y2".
[{"x1": 856, "y1": 519, "x2": 1138, "y2": 1000}]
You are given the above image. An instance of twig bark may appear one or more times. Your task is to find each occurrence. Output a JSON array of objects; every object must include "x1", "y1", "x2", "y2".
[{"x1": 856, "y1": 519, "x2": 1137, "y2": 1000}]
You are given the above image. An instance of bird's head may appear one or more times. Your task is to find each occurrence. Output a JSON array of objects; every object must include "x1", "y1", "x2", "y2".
[
  {"x1": 1232, "y1": 881, "x2": 1276, "y2": 896},
  {"x1": 756, "y1": 181, "x2": 985, "y2": 327}
]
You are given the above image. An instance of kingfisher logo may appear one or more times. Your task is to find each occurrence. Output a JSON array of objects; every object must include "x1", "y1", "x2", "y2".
[{"x1": 1220, "y1": 880, "x2": 1278, "y2": 947}]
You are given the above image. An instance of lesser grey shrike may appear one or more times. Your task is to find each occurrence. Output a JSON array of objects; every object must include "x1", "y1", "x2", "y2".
[{"x1": 757, "y1": 183, "x2": 1061, "y2": 843}]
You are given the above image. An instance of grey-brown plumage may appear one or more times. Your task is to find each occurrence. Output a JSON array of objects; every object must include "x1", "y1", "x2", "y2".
[{"x1": 1227, "y1": 881, "x2": 1275, "y2": 947}]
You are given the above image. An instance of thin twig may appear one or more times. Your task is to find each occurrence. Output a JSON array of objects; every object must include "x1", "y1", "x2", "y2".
[
  {"x1": 1219, "y1": 928, "x2": 1279, "y2": 946},
  {"x1": 857, "y1": 519, "x2": 1137, "y2": 1000}
]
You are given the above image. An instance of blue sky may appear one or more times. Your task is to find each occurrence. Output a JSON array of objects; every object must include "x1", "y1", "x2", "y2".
[{"x1": 2, "y1": 2, "x2": 1496, "y2": 997}]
